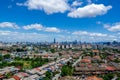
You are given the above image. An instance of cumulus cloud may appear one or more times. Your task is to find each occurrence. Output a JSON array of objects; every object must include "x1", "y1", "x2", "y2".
[
  {"x1": 23, "y1": 23, "x2": 43, "y2": 30},
  {"x1": 45, "y1": 27, "x2": 60, "y2": 33},
  {"x1": 72, "y1": 31, "x2": 88, "y2": 35},
  {"x1": 23, "y1": 23, "x2": 61, "y2": 33},
  {"x1": 0, "y1": 30, "x2": 48, "y2": 42},
  {"x1": 16, "y1": 0, "x2": 112, "y2": 18},
  {"x1": 0, "y1": 30, "x2": 71, "y2": 42},
  {"x1": 89, "y1": 33, "x2": 107, "y2": 37},
  {"x1": 72, "y1": 31, "x2": 107, "y2": 37},
  {"x1": 104, "y1": 23, "x2": 120, "y2": 32},
  {"x1": 17, "y1": 0, "x2": 70, "y2": 14},
  {"x1": 72, "y1": 30, "x2": 118, "y2": 42},
  {"x1": 71, "y1": 1, "x2": 83, "y2": 7},
  {"x1": 0, "y1": 30, "x2": 118, "y2": 42},
  {"x1": 0, "y1": 22, "x2": 62, "y2": 33},
  {"x1": 68, "y1": 4, "x2": 112, "y2": 18},
  {"x1": 0, "y1": 30, "x2": 13, "y2": 35},
  {"x1": 0, "y1": 22, "x2": 19, "y2": 29}
]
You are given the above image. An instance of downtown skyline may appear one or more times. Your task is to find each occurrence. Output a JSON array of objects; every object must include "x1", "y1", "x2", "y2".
[{"x1": 0, "y1": 0, "x2": 120, "y2": 42}]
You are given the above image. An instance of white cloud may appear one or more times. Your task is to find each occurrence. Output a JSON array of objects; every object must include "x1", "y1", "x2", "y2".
[
  {"x1": 72, "y1": 31, "x2": 88, "y2": 35},
  {"x1": 16, "y1": 3, "x2": 24, "y2": 6},
  {"x1": 72, "y1": 30, "x2": 118, "y2": 42},
  {"x1": 72, "y1": 31, "x2": 107, "y2": 37},
  {"x1": 104, "y1": 23, "x2": 120, "y2": 32},
  {"x1": 23, "y1": 23, "x2": 43, "y2": 30},
  {"x1": 17, "y1": 0, "x2": 70, "y2": 14},
  {"x1": 71, "y1": 1, "x2": 83, "y2": 7},
  {"x1": 23, "y1": 23, "x2": 61, "y2": 33},
  {"x1": 87, "y1": 0, "x2": 92, "y2": 4},
  {"x1": 68, "y1": 4, "x2": 112, "y2": 18},
  {"x1": 0, "y1": 30, "x2": 48, "y2": 42},
  {"x1": 0, "y1": 30, "x2": 71, "y2": 42},
  {"x1": 0, "y1": 22, "x2": 19, "y2": 29},
  {"x1": 0, "y1": 30, "x2": 118, "y2": 42},
  {"x1": 0, "y1": 30, "x2": 12, "y2": 35},
  {"x1": 89, "y1": 33, "x2": 107, "y2": 37},
  {"x1": 45, "y1": 27, "x2": 60, "y2": 33}
]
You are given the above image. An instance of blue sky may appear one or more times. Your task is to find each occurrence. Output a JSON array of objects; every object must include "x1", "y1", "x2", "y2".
[{"x1": 0, "y1": 0, "x2": 120, "y2": 42}]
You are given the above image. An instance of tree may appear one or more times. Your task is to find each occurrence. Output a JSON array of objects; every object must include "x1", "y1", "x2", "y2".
[
  {"x1": 6, "y1": 73, "x2": 12, "y2": 79},
  {"x1": 117, "y1": 78, "x2": 120, "y2": 80},
  {"x1": 2, "y1": 61, "x2": 8, "y2": 67},
  {"x1": 0, "y1": 55, "x2": 3, "y2": 61},
  {"x1": 14, "y1": 57, "x2": 21, "y2": 60},
  {"x1": 61, "y1": 62, "x2": 73, "y2": 76},
  {"x1": 3, "y1": 54, "x2": 11, "y2": 59},
  {"x1": 44, "y1": 71, "x2": 52, "y2": 80},
  {"x1": 103, "y1": 73, "x2": 114, "y2": 80},
  {"x1": 10, "y1": 62, "x2": 23, "y2": 67},
  {"x1": 50, "y1": 49, "x2": 55, "y2": 53},
  {"x1": 61, "y1": 65, "x2": 68, "y2": 76},
  {"x1": 44, "y1": 58, "x2": 49, "y2": 62},
  {"x1": 53, "y1": 71, "x2": 60, "y2": 76},
  {"x1": 89, "y1": 52, "x2": 94, "y2": 57}
]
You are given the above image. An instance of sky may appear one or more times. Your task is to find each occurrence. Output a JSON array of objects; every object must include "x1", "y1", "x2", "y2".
[{"x1": 0, "y1": 0, "x2": 120, "y2": 42}]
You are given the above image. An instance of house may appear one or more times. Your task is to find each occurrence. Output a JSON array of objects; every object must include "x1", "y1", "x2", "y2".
[
  {"x1": 86, "y1": 76, "x2": 103, "y2": 80},
  {"x1": 80, "y1": 59, "x2": 91, "y2": 63},
  {"x1": 23, "y1": 74, "x2": 40, "y2": 80},
  {"x1": 13, "y1": 72, "x2": 29, "y2": 80}
]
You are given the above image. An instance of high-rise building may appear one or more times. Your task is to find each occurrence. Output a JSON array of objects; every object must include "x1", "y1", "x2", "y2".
[{"x1": 54, "y1": 38, "x2": 56, "y2": 43}]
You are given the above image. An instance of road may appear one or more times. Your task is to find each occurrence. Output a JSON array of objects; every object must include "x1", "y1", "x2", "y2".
[
  {"x1": 52, "y1": 57, "x2": 72, "y2": 80},
  {"x1": 72, "y1": 55, "x2": 83, "y2": 67},
  {"x1": 52, "y1": 73, "x2": 61, "y2": 80},
  {"x1": 52, "y1": 55, "x2": 83, "y2": 80}
]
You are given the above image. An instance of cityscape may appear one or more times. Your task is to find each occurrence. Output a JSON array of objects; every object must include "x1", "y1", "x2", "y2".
[
  {"x1": 0, "y1": 0, "x2": 120, "y2": 80},
  {"x1": 0, "y1": 40, "x2": 120, "y2": 80}
]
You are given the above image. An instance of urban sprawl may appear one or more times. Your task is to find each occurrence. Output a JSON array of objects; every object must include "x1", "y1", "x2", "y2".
[{"x1": 0, "y1": 40, "x2": 120, "y2": 80}]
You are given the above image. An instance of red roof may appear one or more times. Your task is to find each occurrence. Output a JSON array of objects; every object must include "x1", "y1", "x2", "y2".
[
  {"x1": 34, "y1": 68, "x2": 41, "y2": 71},
  {"x1": 12, "y1": 75, "x2": 20, "y2": 80},
  {"x1": 0, "y1": 75, "x2": 4, "y2": 79},
  {"x1": 106, "y1": 66, "x2": 115, "y2": 71},
  {"x1": 80, "y1": 59, "x2": 91, "y2": 63},
  {"x1": 92, "y1": 50, "x2": 99, "y2": 53},
  {"x1": 87, "y1": 76, "x2": 103, "y2": 80},
  {"x1": 88, "y1": 64, "x2": 92, "y2": 68},
  {"x1": 19, "y1": 72, "x2": 29, "y2": 76},
  {"x1": 16, "y1": 66, "x2": 22, "y2": 69}
]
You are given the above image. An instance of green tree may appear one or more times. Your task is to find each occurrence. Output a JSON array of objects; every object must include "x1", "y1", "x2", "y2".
[
  {"x1": 117, "y1": 78, "x2": 120, "y2": 80},
  {"x1": 3, "y1": 54, "x2": 11, "y2": 59},
  {"x1": 0, "y1": 55, "x2": 3, "y2": 61},
  {"x1": 45, "y1": 58, "x2": 49, "y2": 62},
  {"x1": 14, "y1": 57, "x2": 21, "y2": 60},
  {"x1": 50, "y1": 49, "x2": 55, "y2": 53},
  {"x1": 2, "y1": 61, "x2": 8, "y2": 67},
  {"x1": 61, "y1": 62, "x2": 73, "y2": 76},
  {"x1": 103, "y1": 73, "x2": 114, "y2": 80},
  {"x1": 44, "y1": 71, "x2": 52, "y2": 80},
  {"x1": 10, "y1": 62, "x2": 23, "y2": 67},
  {"x1": 6, "y1": 73, "x2": 12, "y2": 79}
]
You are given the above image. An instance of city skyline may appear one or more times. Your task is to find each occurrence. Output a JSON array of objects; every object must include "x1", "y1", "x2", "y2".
[{"x1": 0, "y1": 0, "x2": 120, "y2": 42}]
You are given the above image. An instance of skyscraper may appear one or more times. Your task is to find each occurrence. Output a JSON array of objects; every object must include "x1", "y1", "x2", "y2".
[{"x1": 54, "y1": 38, "x2": 56, "y2": 43}]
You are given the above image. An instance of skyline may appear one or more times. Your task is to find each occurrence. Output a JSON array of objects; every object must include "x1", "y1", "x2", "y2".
[{"x1": 0, "y1": 0, "x2": 120, "y2": 42}]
